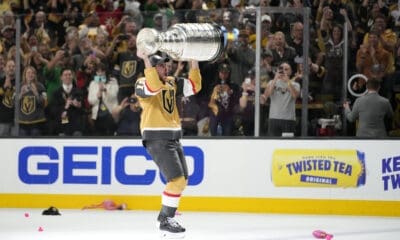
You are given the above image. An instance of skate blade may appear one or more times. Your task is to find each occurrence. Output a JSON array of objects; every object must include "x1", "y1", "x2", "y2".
[{"x1": 160, "y1": 231, "x2": 185, "y2": 239}]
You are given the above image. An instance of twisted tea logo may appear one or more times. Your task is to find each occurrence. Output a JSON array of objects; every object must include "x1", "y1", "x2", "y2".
[
  {"x1": 121, "y1": 60, "x2": 137, "y2": 78},
  {"x1": 21, "y1": 95, "x2": 35, "y2": 115},
  {"x1": 162, "y1": 89, "x2": 175, "y2": 114}
]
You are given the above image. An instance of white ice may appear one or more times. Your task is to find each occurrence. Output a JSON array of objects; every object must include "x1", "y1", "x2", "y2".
[{"x1": 0, "y1": 208, "x2": 400, "y2": 240}]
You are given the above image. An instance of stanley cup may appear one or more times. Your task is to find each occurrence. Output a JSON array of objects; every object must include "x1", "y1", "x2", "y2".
[{"x1": 136, "y1": 23, "x2": 225, "y2": 61}]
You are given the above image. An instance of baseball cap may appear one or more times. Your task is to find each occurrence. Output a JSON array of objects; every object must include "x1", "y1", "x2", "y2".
[
  {"x1": 218, "y1": 63, "x2": 231, "y2": 72},
  {"x1": 1, "y1": 25, "x2": 15, "y2": 34},
  {"x1": 261, "y1": 14, "x2": 271, "y2": 23},
  {"x1": 153, "y1": 13, "x2": 163, "y2": 20},
  {"x1": 262, "y1": 48, "x2": 273, "y2": 58},
  {"x1": 248, "y1": 68, "x2": 255, "y2": 77},
  {"x1": 149, "y1": 54, "x2": 169, "y2": 67}
]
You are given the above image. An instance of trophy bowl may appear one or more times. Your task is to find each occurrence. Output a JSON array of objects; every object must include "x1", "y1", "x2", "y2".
[{"x1": 136, "y1": 23, "x2": 225, "y2": 62}]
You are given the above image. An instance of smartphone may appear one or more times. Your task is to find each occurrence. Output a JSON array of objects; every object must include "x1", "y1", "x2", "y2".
[{"x1": 245, "y1": 77, "x2": 251, "y2": 84}]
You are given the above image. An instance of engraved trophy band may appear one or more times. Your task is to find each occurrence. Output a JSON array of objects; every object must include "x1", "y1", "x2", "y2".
[{"x1": 136, "y1": 23, "x2": 225, "y2": 61}]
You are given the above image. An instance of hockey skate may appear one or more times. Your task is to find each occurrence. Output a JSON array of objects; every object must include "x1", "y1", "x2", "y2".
[{"x1": 158, "y1": 217, "x2": 185, "y2": 239}]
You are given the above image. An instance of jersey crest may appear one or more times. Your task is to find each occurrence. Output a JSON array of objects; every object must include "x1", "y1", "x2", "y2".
[
  {"x1": 2, "y1": 88, "x2": 15, "y2": 108},
  {"x1": 21, "y1": 95, "x2": 35, "y2": 115},
  {"x1": 121, "y1": 60, "x2": 137, "y2": 78},
  {"x1": 162, "y1": 89, "x2": 175, "y2": 114}
]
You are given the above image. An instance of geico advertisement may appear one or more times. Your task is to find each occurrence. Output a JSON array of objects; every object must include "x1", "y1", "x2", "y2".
[
  {"x1": 1, "y1": 139, "x2": 400, "y2": 200},
  {"x1": 10, "y1": 143, "x2": 204, "y2": 194},
  {"x1": 271, "y1": 149, "x2": 366, "y2": 188}
]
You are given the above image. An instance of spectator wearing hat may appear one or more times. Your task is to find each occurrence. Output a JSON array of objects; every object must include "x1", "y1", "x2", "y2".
[
  {"x1": 1, "y1": 25, "x2": 16, "y2": 51},
  {"x1": 208, "y1": 63, "x2": 241, "y2": 136},
  {"x1": 226, "y1": 29, "x2": 255, "y2": 87},
  {"x1": 153, "y1": 13, "x2": 165, "y2": 31},
  {"x1": 261, "y1": 14, "x2": 273, "y2": 49}
]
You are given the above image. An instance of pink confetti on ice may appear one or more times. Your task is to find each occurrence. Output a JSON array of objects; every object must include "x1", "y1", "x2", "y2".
[{"x1": 312, "y1": 230, "x2": 333, "y2": 239}]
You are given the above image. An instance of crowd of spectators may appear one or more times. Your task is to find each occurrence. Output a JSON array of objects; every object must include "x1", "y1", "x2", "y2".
[{"x1": 0, "y1": 0, "x2": 399, "y2": 137}]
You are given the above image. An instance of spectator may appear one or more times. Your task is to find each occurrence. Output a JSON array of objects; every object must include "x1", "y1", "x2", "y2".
[
  {"x1": 286, "y1": 21, "x2": 304, "y2": 57},
  {"x1": 270, "y1": 31, "x2": 297, "y2": 71},
  {"x1": 43, "y1": 49, "x2": 71, "y2": 106},
  {"x1": 244, "y1": 21, "x2": 256, "y2": 49},
  {"x1": 110, "y1": 33, "x2": 144, "y2": 103},
  {"x1": 27, "y1": 11, "x2": 54, "y2": 47},
  {"x1": 0, "y1": 58, "x2": 16, "y2": 136},
  {"x1": 220, "y1": 10, "x2": 239, "y2": 46},
  {"x1": 208, "y1": 63, "x2": 240, "y2": 136},
  {"x1": 0, "y1": 54, "x2": 5, "y2": 79},
  {"x1": 321, "y1": 24, "x2": 346, "y2": 102},
  {"x1": 238, "y1": 68, "x2": 256, "y2": 136},
  {"x1": 260, "y1": 49, "x2": 274, "y2": 90},
  {"x1": 71, "y1": 36, "x2": 105, "y2": 73},
  {"x1": 24, "y1": 45, "x2": 49, "y2": 85},
  {"x1": 48, "y1": 67, "x2": 86, "y2": 136},
  {"x1": 275, "y1": 0, "x2": 303, "y2": 35},
  {"x1": 112, "y1": 94, "x2": 141, "y2": 136},
  {"x1": 1, "y1": 25, "x2": 16, "y2": 51},
  {"x1": 110, "y1": 15, "x2": 139, "y2": 40},
  {"x1": 95, "y1": 0, "x2": 124, "y2": 36},
  {"x1": 17, "y1": 66, "x2": 47, "y2": 136},
  {"x1": 226, "y1": 29, "x2": 255, "y2": 87},
  {"x1": 260, "y1": 14, "x2": 273, "y2": 49},
  {"x1": 363, "y1": 14, "x2": 397, "y2": 75},
  {"x1": 184, "y1": 0, "x2": 209, "y2": 23},
  {"x1": 356, "y1": 29, "x2": 391, "y2": 81},
  {"x1": 343, "y1": 78, "x2": 393, "y2": 137},
  {"x1": 88, "y1": 62, "x2": 119, "y2": 136},
  {"x1": 260, "y1": 62, "x2": 300, "y2": 137},
  {"x1": 78, "y1": 10, "x2": 108, "y2": 41}
]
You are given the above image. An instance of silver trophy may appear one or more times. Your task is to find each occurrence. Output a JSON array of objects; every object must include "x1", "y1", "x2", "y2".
[{"x1": 136, "y1": 23, "x2": 225, "y2": 61}]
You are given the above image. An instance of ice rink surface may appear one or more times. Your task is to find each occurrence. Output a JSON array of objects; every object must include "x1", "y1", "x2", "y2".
[{"x1": 1, "y1": 208, "x2": 400, "y2": 240}]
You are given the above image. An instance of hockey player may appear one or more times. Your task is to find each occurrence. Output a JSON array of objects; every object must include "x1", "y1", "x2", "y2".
[{"x1": 135, "y1": 50, "x2": 202, "y2": 238}]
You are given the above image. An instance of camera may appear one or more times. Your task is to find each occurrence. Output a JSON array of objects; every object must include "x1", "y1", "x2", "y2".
[
  {"x1": 278, "y1": 66, "x2": 284, "y2": 74},
  {"x1": 128, "y1": 97, "x2": 138, "y2": 104},
  {"x1": 62, "y1": 48, "x2": 69, "y2": 58}
]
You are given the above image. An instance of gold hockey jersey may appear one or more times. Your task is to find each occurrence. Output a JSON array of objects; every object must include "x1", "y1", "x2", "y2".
[{"x1": 135, "y1": 67, "x2": 202, "y2": 140}]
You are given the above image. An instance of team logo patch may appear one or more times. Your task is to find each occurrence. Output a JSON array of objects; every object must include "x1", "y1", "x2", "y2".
[
  {"x1": 162, "y1": 89, "x2": 174, "y2": 114},
  {"x1": 2, "y1": 89, "x2": 15, "y2": 108},
  {"x1": 121, "y1": 60, "x2": 137, "y2": 78},
  {"x1": 21, "y1": 95, "x2": 35, "y2": 115}
]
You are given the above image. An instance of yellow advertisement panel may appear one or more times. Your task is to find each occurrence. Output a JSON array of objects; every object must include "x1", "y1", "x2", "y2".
[{"x1": 272, "y1": 149, "x2": 366, "y2": 188}]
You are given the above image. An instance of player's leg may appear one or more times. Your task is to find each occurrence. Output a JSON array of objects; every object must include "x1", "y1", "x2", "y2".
[{"x1": 145, "y1": 139, "x2": 188, "y2": 238}]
